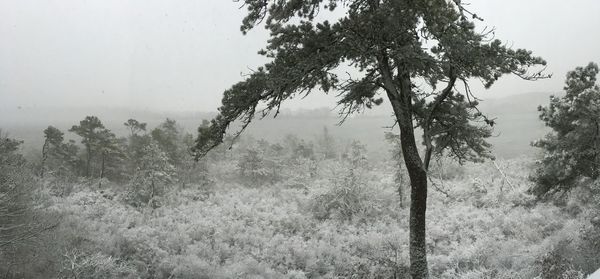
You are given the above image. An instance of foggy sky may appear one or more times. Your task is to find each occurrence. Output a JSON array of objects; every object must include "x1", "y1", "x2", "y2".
[{"x1": 1, "y1": 0, "x2": 599, "y2": 113}]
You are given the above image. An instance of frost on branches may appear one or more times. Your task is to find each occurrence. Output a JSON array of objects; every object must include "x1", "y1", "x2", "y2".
[
  {"x1": 127, "y1": 140, "x2": 177, "y2": 207},
  {"x1": 532, "y1": 62, "x2": 600, "y2": 196}
]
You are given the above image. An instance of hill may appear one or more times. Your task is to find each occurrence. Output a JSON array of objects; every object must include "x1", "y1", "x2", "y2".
[{"x1": 0, "y1": 92, "x2": 558, "y2": 159}]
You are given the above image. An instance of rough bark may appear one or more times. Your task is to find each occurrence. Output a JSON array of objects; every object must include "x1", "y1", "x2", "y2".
[
  {"x1": 40, "y1": 140, "x2": 49, "y2": 178},
  {"x1": 85, "y1": 143, "x2": 91, "y2": 177},
  {"x1": 99, "y1": 152, "x2": 106, "y2": 187},
  {"x1": 391, "y1": 97, "x2": 429, "y2": 279},
  {"x1": 381, "y1": 62, "x2": 429, "y2": 278}
]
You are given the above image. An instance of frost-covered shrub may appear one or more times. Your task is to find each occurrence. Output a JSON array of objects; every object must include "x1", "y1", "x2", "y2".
[
  {"x1": 309, "y1": 182, "x2": 368, "y2": 221},
  {"x1": 307, "y1": 160, "x2": 393, "y2": 222},
  {"x1": 158, "y1": 254, "x2": 225, "y2": 279},
  {"x1": 60, "y1": 250, "x2": 136, "y2": 279},
  {"x1": 432, "y1": 159, "x2": 467, "y2": 181},
  {"x1": 536, "y1": 247, "x2": 585, "y2": 279},
  {"x1": 307, "y1": 140, "x2": 392, "y2": 221},
  {"x1": 30, "y1": 151, "x2": 600, "y2": 279}
]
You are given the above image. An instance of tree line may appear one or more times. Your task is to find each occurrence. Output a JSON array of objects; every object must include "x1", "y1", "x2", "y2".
[{"x1": 38, "y1": 117, "x2": 211, "y2": 204}]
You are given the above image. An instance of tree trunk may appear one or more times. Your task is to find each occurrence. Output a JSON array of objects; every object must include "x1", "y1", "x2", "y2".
[
  {"x1": 406, "y1": 159, "x2": 428, "y2": 279},
  {"x1": 85, "y1": 143, "x2": 91, "y2": 177},
  {"x1": 379, "y1": 53, "x2": 429, "y2": 278},
  {"x1": 99, "y1": 152, "x2": 106, "y2": 187},
  {"x1": 41, "y1": 140, "x2": 49, "y2": 178},
  {"x1": 387, "y1": 82, "x2": 429, "y2": 279},
  {"x1": 396, "y1": 113, "x2": 429, "y2": 279},
  {"x1": 397, "y1": 174, "x2": 404, "y2": 208}
]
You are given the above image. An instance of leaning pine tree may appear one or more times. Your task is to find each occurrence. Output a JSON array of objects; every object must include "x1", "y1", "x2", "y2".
[{"x1": 193, "y1": 1, "x2": 547, "y2": 277}]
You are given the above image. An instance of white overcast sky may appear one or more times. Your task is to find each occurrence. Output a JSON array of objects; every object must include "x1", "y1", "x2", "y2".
[{"x1": 1, "y1": 0, "x2": 599, "y2": 112}]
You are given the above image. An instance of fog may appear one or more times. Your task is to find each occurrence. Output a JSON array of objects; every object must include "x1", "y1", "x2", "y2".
[
  {"x1": 4, "y1": 2, "x2": 600, "y2": 278},
  {"x1": 1, "y1": 0, "x2": 599, "y2": 114}
]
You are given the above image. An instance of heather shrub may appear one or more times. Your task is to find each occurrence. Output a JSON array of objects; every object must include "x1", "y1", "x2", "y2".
[
  {"x1": 307, "y1": 161, "x2": 390, "y2": 221},
  {"x1": 59, "y1": 250, "x2": 136, "y2": 279}
]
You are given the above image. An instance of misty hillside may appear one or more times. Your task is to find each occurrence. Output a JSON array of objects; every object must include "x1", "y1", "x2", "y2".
[{"x1": 0, "y1": 91, "x2": 554, "y2": 159}]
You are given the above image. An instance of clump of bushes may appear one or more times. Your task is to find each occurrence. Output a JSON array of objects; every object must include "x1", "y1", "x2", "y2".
[
  {"x1": 308, "y1": 162, "x2": 385, "y2": 221},
  {"x1": 59, "y1": 250, "x2": 137, "y2": 279}
]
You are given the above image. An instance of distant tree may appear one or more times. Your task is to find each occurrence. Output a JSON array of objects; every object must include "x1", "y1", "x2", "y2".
[
  {"x1": 123, "y1": 119, "x2": 152, "y2": 178},
  {"x1": 532, "y1": 62, "x2": 600, "y2": 197},
  {"x1": 292, "y1": 140, "x2": 315, "y2": 160},
  {"x1": 238, "y1": 145, "x2": 281, "y2": 185},
  {"x1": 128, "y1": 140, "x2": 176, "y2": 207},
  {"x1": 151, "y1": 118, "x2": 182, "y2": 166},
  {"x1": 346, "y1": 140, "x2": 367, "y2": 168},
  {"x1": 343, "y1": 140, "x2": 368, "y2": 186},
  {"x1": 58, "y1": 139, "x2": 83, "y2": 179},
  {"x1": 41, "y1": 126, "x2": 65, "y2": 178},
  {"x1": 69, "y1": 116, "x2": 105, "y2": 177},
  {"x1": 281, "y1": 134, "x2": 301, "y2": 155},
  {"x1": 95, "y1": 129, "x2": 126, "y2": 185},
  {"x1": 179, "y1": 132, "x2": 212, "y2": 190},
  {"x1": 192, "y1": 1, "x2": 547, "y2": 276},
  {"x1": 124, "y1": 119, "x2": 147, "y2": 137},
  {"x1": 317, "y1": 127, "x2": 337, "y2": 159}
]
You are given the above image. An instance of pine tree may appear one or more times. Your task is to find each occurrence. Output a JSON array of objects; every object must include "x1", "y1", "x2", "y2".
[
  {"x1": 532, "y1": 62, "x2": 600, "y2": 196},
  {"x1": 69, "y1": 116, "x2": 105, "y2": 177},
  {"x1": 124, "y1": 119, "x2": 147, "y2": 138},
  {"x1": 192, "y1": 1, "x2": 547, "y2": 276},
  {"x1": 151, "y1": 118, "x2": 182, "y2": 166},
  {"x1": 41, "y1": 126, "x2": 65, "y2": 178},
  {"x1": 95, "y1": 129, "x2": 126, "y2": 185}
]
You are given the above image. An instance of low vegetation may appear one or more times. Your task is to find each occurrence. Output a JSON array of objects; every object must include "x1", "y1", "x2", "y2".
[{"x1": 2, "y1": 117, "x2": 600, "y2": 278}]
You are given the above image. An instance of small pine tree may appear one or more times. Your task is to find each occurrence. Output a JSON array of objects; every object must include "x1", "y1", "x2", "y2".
[
  {"x1": 127, "y1": 140, "x2": 176, "y2": 207},
  {"x1": 237, "y1": 146, "x2": 281, "y2": 186}
]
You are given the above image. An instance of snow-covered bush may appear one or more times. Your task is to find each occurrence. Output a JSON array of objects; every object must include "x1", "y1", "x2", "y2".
[{"x1": 60, "y1": 250, "x2": 136, "y2": 279}]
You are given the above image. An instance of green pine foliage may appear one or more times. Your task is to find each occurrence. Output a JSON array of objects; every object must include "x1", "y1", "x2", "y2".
[{"x1": 532, "y1": 62, "x2": 600, "y2": 197}]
